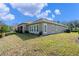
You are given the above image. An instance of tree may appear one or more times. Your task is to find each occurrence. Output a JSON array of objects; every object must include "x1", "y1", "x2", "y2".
[
  {"x1": 2, "y1": 25, "x2": 11, "y2": 32},
  {"x1": 67, "y1": 23, "x2": 75, "y2": 31},
  {"x1": 66, "y1": 20, "x2": 79, "y2": 32}
]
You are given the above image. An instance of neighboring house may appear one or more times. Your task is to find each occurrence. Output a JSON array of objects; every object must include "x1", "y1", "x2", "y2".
[{"x1": 16, "y1": 18, "x2": 68, "y2": 35}]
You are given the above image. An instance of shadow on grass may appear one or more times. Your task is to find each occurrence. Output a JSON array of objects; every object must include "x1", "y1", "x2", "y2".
[
  {"x1": 5, "y1": 32, "x2": 16, "y2": 36},
  {"x1": 15, "y1": 33, "x2": 40, "y2": 41}
]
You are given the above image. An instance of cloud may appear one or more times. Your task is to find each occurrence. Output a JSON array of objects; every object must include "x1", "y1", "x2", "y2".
[
  {"x1": 36, "y1": 10, "x2": 54, "y2": 20},
  {"x1": 0, "y1": 3, "x2": 15, "y2": 21},
  {"x1": 52, "y1": 14, "x2": 55, "y2": 18},
  {"x1": 10, "y1": 3, "x2": 59, "y2": 21},
  {"x1": 46, "y1": 17, "x2": 53, "y2": 20},
  {"x1": 0, "y1": 3, "x2": 9, "y2": 16},
  {"x1": 36, "y1": 10, "x2": 51, "y2": 18},
  {"x1": 11, "y1": 3, "x2": 47, "y2": 16},
  {"x1": 45, "y1": 10, "x2": 51, "y2": 13},
  {"x1": 1, "y1": 14, "x2": 15, "y2": 20},
  {"x1": 54, "y1": 9, "x2": 61, "y2": 15}
]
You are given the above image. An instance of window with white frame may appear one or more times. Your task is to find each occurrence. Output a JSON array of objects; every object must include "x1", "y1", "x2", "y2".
[
  {"x1": 31, "y1": 26, "x2": 32, "y2": 32},
  {"x1": 30, "y1": 26, "x2": 32, "y2": 32},
  {"x1": 34, "y1": 25, "x2": 36, "y2": 32},
  {"x1": 32, "y1": 25, "x2": 34, "y2": 32},
  {"x1": 35, "y1": 25, "x2": 37, "y2": 32},
  {"x1": 37, "y1": 24, "x2": 38, "y2": 32},
  {"x1": 44, "y1": 24, "x2": 47, "y2": 32},
  {"x1": 29, "y1": 26, "x2": 31, "y2": 32}
]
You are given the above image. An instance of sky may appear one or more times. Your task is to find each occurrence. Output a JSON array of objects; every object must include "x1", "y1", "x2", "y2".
[{"x1": 0, "y1": 3, "x2": 79, "y2": 26}]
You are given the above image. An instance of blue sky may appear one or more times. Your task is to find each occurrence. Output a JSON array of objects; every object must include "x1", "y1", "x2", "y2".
[{"x1": 1, "y1": 3, "x2": 79, "y2": 26}]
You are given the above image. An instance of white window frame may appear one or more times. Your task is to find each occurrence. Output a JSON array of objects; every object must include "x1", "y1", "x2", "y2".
[
  {"x1": 32, "y1": 25, "x2": 34, "y2": 32},
  {"x1": 43, "y1": 23, "x2": 47, "y2": 33},
  {"x1": 34, "y1": 25, "x2": 36, "y2": 32},
  {"x1": 35, "y1": 25, "x2": 37, "y2": 32}
]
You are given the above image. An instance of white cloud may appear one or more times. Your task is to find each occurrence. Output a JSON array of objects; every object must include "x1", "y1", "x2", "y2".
[
  {"x1": 10, "y1": 3, "x2": 58, "y2": 21},
  {"x1": 37, "y1": 10, "x2": 51, "y2": 18},
  {"x1": 52, "y1": 14, "x2": 55, "y2": 18},
  {"x1": 46, "y1": 17, "x2": 53, "y2": 20},
  {"x1": 0, "y1": 3, "x2": 15, "y2": 21},
  {"x1": 0, "y1": 3, "x2": 10, "y2": 16},
  {"x1": 1, "y1": 14, "x2": 15, "y2": 20},
  {"x1": 11, "y1": 3, "x2": 47, "y2": 16},
  {"x1": 45, "y1": 10, "x2": 51, "y2": 13},
  {"x1": 54, "y1": 9, "x2": 61, "y2": 15},
  {"x1": 36, "y1": 10, "x2": 53, "y2": 20}
]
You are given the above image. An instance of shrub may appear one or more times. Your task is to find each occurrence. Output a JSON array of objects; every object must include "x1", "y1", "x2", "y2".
[
  {"x1": 0, "y1": 30, "x2": 3, "y2": 38},
  {"x1": 39, "y1": 31, "x2": 43, "y2": 36},
  {"x1": 77, "y1": 30, "x2": 79, "y2": 34},
  {"x1": 64, "y1": 29, "x2": 71, "y2": 33},
  {"x1": 25, "y1": 31, "x2": 29, "y2": 33},
  {"x1": 72, "y1": 30, "x2": 78, "y2": 32},
  {"x1": 15, "y1": 30, "x2": 18, "y2": 33},
  {"x1": 72, "y1": 29, "x2": 79, "y2": 33},
  {"x1": 0, "y1": 34, "x2": 2, "y2": 38}
]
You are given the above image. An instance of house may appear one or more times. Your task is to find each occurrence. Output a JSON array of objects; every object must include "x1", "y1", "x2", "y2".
[{"x1": 16, "y1": 18, "x2": 68, "y2": 35}]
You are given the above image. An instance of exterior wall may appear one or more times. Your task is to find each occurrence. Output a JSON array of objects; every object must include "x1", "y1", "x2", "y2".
[
  {"x1": 22, "y1": 24, "x2": 26, "y2": 33},
  {"x1": 41, "y1": 23, "x2": 67, "y2": 35},
  {"x1": 17, "y1": 24, "x2": 27, "y2": 33},
  {"x1": 17, "y1": 22, "x2": 67, "y2": 35},
  {"x1": 25, "y1": 25, "x2": 29, "y2": 31}
]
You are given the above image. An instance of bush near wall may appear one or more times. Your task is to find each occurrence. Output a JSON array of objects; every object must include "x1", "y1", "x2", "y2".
[
  {"x1": 64, "y1": 29, "x2": 71, "y2": 33},
  {"x1": 39, "y1": 31, "x2": 43, "y2": 36},
  {"x1": 25, "y1": 30, "x2": 29, "y2": 33},
  {"x1": 0, "y1": 30, "x2": 3, "y2": 38}
]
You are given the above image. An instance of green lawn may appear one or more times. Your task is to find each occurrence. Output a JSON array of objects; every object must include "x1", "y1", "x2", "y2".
[{"x1": 0, "y1": 32, "x2": 79, "y2": 56}]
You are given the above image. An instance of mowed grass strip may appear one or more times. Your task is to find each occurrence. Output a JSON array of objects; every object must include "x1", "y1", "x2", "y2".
[{"x1": 0, "y1": 33, "x2": 79, "y2": 56}]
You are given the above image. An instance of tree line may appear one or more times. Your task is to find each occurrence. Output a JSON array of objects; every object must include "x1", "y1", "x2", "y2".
[
  {"x1": 56, "y1": 20, "x2": 79, "y2": 32},
  {"x1": 66, "y1": 20, "x2": 79, "y2": 32},
  {"x1": 0, "y1": 21, "x2": 12, "y2": 33}
]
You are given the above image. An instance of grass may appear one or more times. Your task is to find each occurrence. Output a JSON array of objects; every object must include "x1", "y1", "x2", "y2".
[{"x1": 0, "y1": 32, "x2": 79, "y2": 56}]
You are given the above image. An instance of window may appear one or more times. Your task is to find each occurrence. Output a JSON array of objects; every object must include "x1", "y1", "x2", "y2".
[
  {"x1": 30, "y1": 26, "x2": 31, "y2": 32},
  {"x1": 45, "y1": 25, "x2": 47, "y2": 32},
  {"x1": 32, "y1": 25, "x2": 33, "y2": 32},
  {"x1": 34, "y1": 25, "x2": 36, "y2": 32},
  {"x1": 29, "y1": 26, "x2": 30, "y2": 32},
  {"x1": 35, "y1": 25, "x2": 37, "y2": 32},
  {"x1": 44, "y1": 24, "x2": 47, "y2": 32},
  {"x1": 37, "y1": 25, "x2": 38, "y2": 32}
]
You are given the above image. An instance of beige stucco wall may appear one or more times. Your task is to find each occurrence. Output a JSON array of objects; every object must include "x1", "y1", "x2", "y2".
[
  {"x1": 18, "y1": 24, "x2": 27, "y2": 33},
  {"x1": 41, "y1": 23, "x2": 67, "y2": 35},
  {"x1": 17, "y1": 22, "x2": 67, "y2": 35}
]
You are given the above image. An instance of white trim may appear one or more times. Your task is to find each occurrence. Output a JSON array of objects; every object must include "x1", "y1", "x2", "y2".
[{"x1": 43, "y1": 23, "x2": 47, "y2": 33}]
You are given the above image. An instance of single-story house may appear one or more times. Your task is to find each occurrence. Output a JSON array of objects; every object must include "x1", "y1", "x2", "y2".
[{"x1": 16, "y1": 18, "x2": 68, "y2": 35}]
